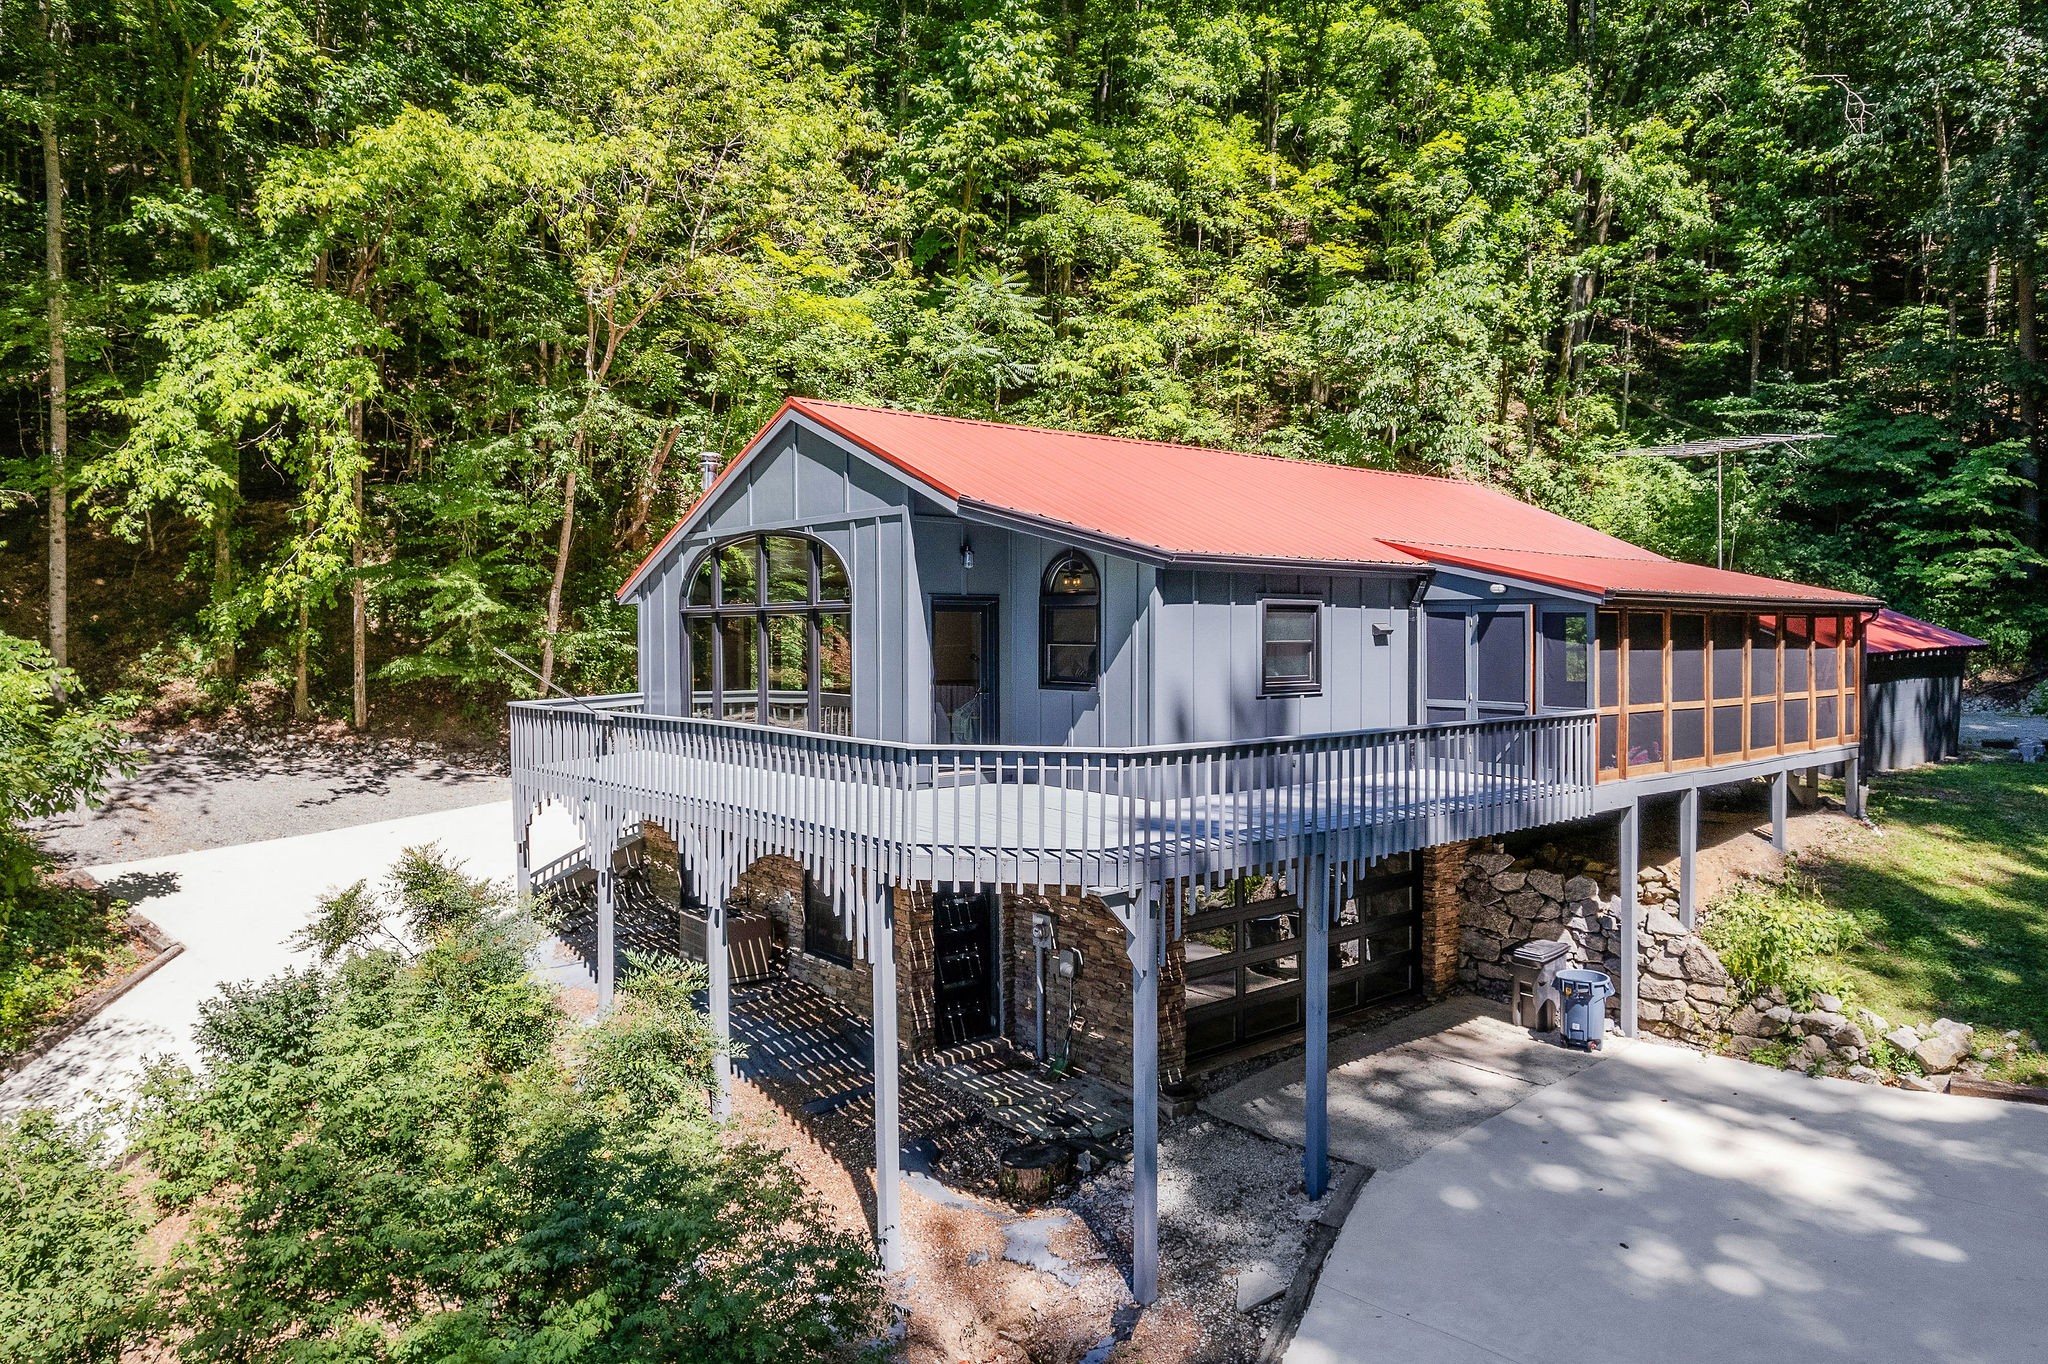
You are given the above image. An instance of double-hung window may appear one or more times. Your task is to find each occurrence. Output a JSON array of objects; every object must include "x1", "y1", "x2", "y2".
[{"x1": 1260, "y1": 601, "x2": 1321, "y2": 696}]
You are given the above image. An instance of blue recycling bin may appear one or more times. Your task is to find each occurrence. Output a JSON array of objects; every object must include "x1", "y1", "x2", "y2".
[{"x1": 1556, "y1": 968, "x2": 1614, "y2": 1050}]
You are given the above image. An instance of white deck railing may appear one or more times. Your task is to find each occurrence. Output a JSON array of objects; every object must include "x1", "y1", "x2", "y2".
[{"x1": 511, "y1": 696, "x2": 1597, "y2": 944}]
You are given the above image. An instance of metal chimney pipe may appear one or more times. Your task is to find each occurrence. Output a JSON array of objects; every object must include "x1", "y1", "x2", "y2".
[{"x1": 697, "y1": 450, "x2": 721, "y2": 489}]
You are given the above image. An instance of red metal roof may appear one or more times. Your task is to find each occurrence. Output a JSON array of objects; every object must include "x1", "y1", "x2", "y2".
[
  {"x1": 1863, "y1": 608, "x2": 1985, "y2": 654},
  {"x1": 621, "y1": 400, "x2": 1883, "y2": 609},
  {"x1": 1384, "y1": 544, "x2": 1881, "y2": 606}
]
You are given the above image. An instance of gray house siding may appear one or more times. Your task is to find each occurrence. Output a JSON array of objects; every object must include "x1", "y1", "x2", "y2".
[
  {"x1": 629, "y1": 420, "x2": 922, "y2": 740},
  {"x1": 910, "y1": 515, "x2": 1154, "y2": 746},
  {"x1": 1863, "y1": 649, "x2": 1968, "y2": 771},
  {"x1": 1150, "y1": 570, "x2": 1416, "y2": 743}
]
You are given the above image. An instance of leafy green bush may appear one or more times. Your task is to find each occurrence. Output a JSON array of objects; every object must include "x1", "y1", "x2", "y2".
[
  {"x1": 0, "y1": 1112, "x2": 146, "y2": 1364},
  {"x1": 2027, "y1": 678, "x2": 2048, "y2": 717},
  {"x1": 134, "y1": 847, "x2": 883, "y2": 1361},
  {"x1": 1701, "y1": 875, "x2": 1861, "y2": 1009},
  {"x1": 0, "y1": 859, "x2": 134, "y2": 1050},
  {"x1": 0, "y1": 633, "x2": 137, "y2": 1051}
]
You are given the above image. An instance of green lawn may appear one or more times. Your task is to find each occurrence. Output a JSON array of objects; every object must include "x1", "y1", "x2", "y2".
[{"x1": 1812, "y1": 760, "x2": 2048, "y2": 1082}]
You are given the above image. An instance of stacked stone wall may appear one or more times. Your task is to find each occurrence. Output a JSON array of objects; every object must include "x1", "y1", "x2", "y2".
[{"x1": 1452, "y1": 841, "x2": 1732, "y2": 1040}]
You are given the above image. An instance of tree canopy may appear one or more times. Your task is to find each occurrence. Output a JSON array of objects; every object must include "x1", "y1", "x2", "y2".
[{"x1": 3, "y1": 0, "x2": 2043, "y2": 716}]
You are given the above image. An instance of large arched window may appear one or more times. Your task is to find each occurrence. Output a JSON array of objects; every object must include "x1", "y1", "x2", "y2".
[
  {"x1": 684, "y1": 535, "x2": 851, "y2": 732},
  {"x1": 1040, "y1": 550, "x2": 1099, "y2": 689}
]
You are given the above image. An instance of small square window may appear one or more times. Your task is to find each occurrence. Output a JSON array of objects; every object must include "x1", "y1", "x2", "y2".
[{"x1": 1261, "y1": 602, "x2": 1321, "y2": 696}]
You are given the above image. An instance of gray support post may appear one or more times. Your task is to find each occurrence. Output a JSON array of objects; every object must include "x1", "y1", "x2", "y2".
[
  {"x1": 708, "y1": 882, "x2": 732, "y2": 1120},
  {"x1": 1678, "y1": 786, "x2": 1699, "y2": 932},
  {"x1": 1844, "y1": 753, "x2": 1866, "y2": 818},
  {"x1": 1302, "y1": 854, "x2": 1330, "y2": 1200},
  {"x1": 514, "y1": 819, "x2": 531, "y2": 901},
  {"x1": 1771, "y1": 769, "x2": 1789, "y2": 852},
  {"x1": 870, "y1": 882, "x2": 903, "y2": 1274},
  {"x1": 1129, "y1": 891, "x2": 1161, "y2": 1306},
  {"x1": 1618, "y1": 801, "x2": 1640, "y2": 1038},
  {"x1": 595, "y1": 854, "x2": 617, "y2": 1011}
]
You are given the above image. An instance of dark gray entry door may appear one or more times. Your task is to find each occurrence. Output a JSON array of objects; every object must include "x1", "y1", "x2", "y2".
[
  {"x1": 932, "y1": 890, "x2": 997, "y2": 1049},
  {"x1": 932, "y1": 601, "x2": 997, "y2": 742}
]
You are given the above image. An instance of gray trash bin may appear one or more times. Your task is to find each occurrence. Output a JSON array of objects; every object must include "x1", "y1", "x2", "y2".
[
  {"x1": 1556, "y1": 968, "x2": 1615, "y2": 1050},
  {"x1": 1508, "y1": 939, "x2": 1571, "y2": 1032}
]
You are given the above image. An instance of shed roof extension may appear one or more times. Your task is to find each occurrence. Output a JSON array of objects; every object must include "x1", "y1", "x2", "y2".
[
  {"x1": 1863, "y1": 608, "x2": 1986, "y2": 654},
  {"x1": 621, "y1": 399, "x2": 1881, "y2": 610}
]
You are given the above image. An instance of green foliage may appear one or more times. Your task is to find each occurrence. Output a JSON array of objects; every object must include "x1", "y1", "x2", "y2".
[
  {"x1": 1816, "y1": 761, "x2": 2048, "y2": 1084},
  {"x1": 5, "y1": 0, "x2": 2048, "y2": 712},
  {"x1": 1702, "y1": 874, "x2": 1860, "y2": 1010},
  {"x1": 0, "y1": 633, "x2": 135, "y2": 1049},
  {"x1": 133, "y1": 847, "x2": 883, "y2": 1361},
  {"x1": 0, "y1": 1112, "x2": 147, "y2": 1364},
  {"x1": 2028, "y1": 680, "x2": 2048, "y2": 717}
]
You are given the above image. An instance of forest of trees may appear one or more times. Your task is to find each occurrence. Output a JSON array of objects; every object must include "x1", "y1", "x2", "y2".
[{"x1": 3, "y1": 0, "x2": 2043, "y2": 725}]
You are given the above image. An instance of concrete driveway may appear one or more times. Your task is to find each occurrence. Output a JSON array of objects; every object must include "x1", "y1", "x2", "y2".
[
  {"x1": 1288, "y1": 1042, "x2": 2048, "y2": 1364},
  {"x1": 1, "y1": 800, "x2": 573, "y2": 1125}
]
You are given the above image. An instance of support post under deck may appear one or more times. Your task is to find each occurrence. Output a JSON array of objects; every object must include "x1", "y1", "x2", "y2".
[
  {"x1": 595, "y1": 856, "x2": 616, "y2": 1012},
  {"x1": 514, "y1": 813, "x2": 530, "y2": 901},
  {"x1": 1844, "y1": 753, "x2": 1865, "y2": 818},
  {"x1": 1770, "y1": 769, "x2": 1789, "y2": 852},
  {"x1": 871, "y1": 882, "x2": 903, "y2": 1274},
  {"x1": 708, "y1": 884, "x2": 732, "y2": 1120},
  {"x1": 1618, "y1": 800, "x2": 1640, "y2": 1039},
  {"x1": 1129, "y1": 891, "x2": 1160, "y2": 1306},
  {"x1": 1302, "y1": 853, "x2": 1331, "y2": 1200},
  {"x1": 1678, "y1": 786, "x2": 1699, "y2": 931}
]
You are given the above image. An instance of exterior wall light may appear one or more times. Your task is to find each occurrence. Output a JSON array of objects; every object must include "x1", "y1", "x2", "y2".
[
  {"x1": 960, "y1": 536, "x2": 975, "y2": 570},
  {"x1": 1489, "y1": 582, "x2": 1508, "y2": 594}
]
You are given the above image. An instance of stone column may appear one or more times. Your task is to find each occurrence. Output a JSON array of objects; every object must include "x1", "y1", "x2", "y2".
[{"x1": 1418, "y1": 840, "x2": 1476, "y2": 997}]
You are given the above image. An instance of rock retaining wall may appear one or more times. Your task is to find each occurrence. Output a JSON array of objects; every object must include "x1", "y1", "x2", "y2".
[
  {"x1": 1453, "y1": 840, "x2": 1892, "y2": 1072},
  {"x1": 1454, "y1": 842, "x2": 1734, "y2": 1045}
]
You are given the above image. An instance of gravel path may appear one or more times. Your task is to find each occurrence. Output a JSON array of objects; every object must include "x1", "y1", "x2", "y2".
[{"x1": 27, "y1": 729, "x2": 508, "y2": 865}]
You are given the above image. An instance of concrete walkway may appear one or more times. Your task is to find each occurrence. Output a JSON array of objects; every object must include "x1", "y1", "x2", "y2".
[
  {"x1": 1288, "y1": 1041, "x2": 2048, "y2": 1364},
  {"x1": 1, "y1": 799, "x2": 570, "y2": 1125},
  {"x1": 1202, "y1": 997, "x2": 1610, "y2": 1172}
]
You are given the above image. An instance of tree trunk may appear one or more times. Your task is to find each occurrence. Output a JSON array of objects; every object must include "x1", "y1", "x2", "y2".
[
  {"x1": 1747, "y1": 311, "x2": 1761, "y2": 396},
  {"x1": 40, "y1": 0, "x2": 67, "y2": 679},
  {"x1": 539, "y1": 463, "x2": 576, "y2": 694},
  {"x1": 176, "y1": 50, "x2": 208, "y2": 268},
  {"x1": 622, "y1": 423, "x2": 680, "y2": 552},
  {"x1": 211, "y1": 500, "x2": 234, "y2": 679},
  {"x1": 351, "y1": 444, "x2": 367, "y2": 729},
  {"x1": 2016, "y1": 254, "x2": 2043, "y2": 553},
  {"x1": 294, "y1": 599, "x2": 311, "y2": 720}
]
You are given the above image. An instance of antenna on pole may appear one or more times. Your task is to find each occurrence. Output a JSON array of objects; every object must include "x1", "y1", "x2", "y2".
[{"x1": 1610, "y1": 433, "x2": 1833, "y2": 571}]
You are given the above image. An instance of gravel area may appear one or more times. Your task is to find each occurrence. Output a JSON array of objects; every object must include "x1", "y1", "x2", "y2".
[
  {"x1": 1066, "y1": 1115, "x2": 1348, "y2": 1362},
  {"x1": 1960, "y1": 707, "x2": 2048, "y2": 745},
  {"x1": 27, "y1": 727, "x2": 508, "y2": 865}
]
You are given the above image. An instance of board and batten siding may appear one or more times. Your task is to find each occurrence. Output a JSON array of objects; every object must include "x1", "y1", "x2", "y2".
[
  {"x1": 1149, "y1": 570, "x2": 1417, "y2": 743},
  {"x1": 1863, "y1": 648, "x2": 1969, "y2": 771},
  {"x1": 629, "y1": 420, "x2": 922, "y2": 741},
  {"x1": 910, "y1": 515, "x2": 1155, "y2": 747}
]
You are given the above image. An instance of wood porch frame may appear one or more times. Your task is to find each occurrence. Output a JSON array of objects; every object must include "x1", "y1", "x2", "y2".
[{"x1": 510, "y1": 695, "x2": 1599, "y2": 1304}]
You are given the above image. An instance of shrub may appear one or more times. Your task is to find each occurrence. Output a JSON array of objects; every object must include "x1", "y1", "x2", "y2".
[
  {"x1": 0, "y1": 634, "x2": 136, "y2": 1051},
  {"x1": 133, "y1": 847, "x2": 884, "y2": 1362},
  {"x1": 2028, "y1": 678, "x2": 2048, "y2": 717},
  {"x1": 1701, "y1": 874, "x2": 1860, "y2": 1009},
  {"x1": 0, "y1": 1112, "x2": 146, "y2": 1364}
]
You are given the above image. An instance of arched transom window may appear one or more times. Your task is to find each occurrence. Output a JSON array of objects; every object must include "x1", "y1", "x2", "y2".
[
  {"x1": 1040, "y1": 550, "x2": 1100, "y2": 689},
  {"x1": 684, "y1": 535, "x2": 851, "y2": 732}
]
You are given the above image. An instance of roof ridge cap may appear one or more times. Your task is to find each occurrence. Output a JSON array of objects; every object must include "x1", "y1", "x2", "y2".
[
  {"x1": 790, "y1": 398, "x2": 1504, "y2": 490},
  {"x1": 1390, "y1": 539, "x2": 1670, "y2": 562}
]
